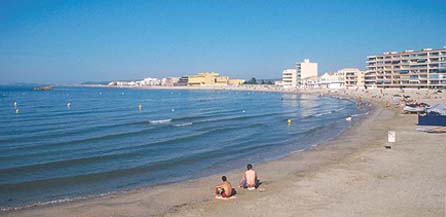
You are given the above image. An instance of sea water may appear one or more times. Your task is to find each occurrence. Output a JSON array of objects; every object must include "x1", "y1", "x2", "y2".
[{"x1": 0, "y1": 86, "x2": 367, "y2": 209}]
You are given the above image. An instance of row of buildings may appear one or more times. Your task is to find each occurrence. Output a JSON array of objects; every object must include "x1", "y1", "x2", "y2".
[
  {"x1": 107, "y1": 72, "x2": 244, "y2": 87},
  {"x1": 281, "y1": 47, "x2": 446, "y2": 89},
  {"x1": 281, "y1": 63, "x2": 365, "y2": 89},
  {"x1": 365, "y1": 48, "x2": 446, "y2": 89}
]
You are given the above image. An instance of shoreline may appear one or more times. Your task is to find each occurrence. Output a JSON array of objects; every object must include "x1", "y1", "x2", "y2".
[
  {"x1": 1, "y1": 88, "x2": 366, "y2": 213},
  {"x1": 4, "y1": 86, "x2": 446, "y2": 216},
  {"x1": 3, "y1": 99, "x2": 372, "y2": 216}
]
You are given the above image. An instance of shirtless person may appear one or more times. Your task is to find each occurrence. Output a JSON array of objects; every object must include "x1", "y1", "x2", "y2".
[
  {"x1": 239, "y1": 164, "x2": 258, "y2": 188},
  {"x1": 215, "y1": 176, "x2": 233, "y2": 198}
]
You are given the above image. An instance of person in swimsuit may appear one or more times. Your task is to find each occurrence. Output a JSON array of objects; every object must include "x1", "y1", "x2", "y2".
[
  {"x1": 239, "y1": 164, "x2": 258, "y2": 188},
  {"x1": 215, "y1": 176, "x2": 232, "y2": 198}
]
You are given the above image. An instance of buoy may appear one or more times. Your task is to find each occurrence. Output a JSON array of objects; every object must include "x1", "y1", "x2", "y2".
[
  {"x1": 15, "y1": 108, "x2": 20, "y2": 114},
  {"x1": 138, "y1": 104, "x2": 143, "y2": 111},
  {"x1": 346, "y1": 116, "x2": 352, "y2": 121},
  {"x1": 13, "y1": 101, "x2": 17, "y2": 108},
  {"x1": 67, "y1": 102, "x2": 71, "y2": 108},
  {"x1": 171, "y1": 108, "x2": 175, "y2": 112},
  {"x1": 242, "y1": 110, "x2": 246, "y2": 113},
  {"x1": 287, "y1": 119, "x2": 292, "y2": 125}
]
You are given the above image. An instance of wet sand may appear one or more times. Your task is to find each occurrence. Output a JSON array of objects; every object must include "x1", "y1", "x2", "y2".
[{"x1": 4, "y1": 88, "x2": 446, "y2": 217}]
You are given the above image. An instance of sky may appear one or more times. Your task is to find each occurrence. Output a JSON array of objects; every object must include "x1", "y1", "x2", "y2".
[{"x1": 0, "y1": 0, "x2": 445, "y2": 84}]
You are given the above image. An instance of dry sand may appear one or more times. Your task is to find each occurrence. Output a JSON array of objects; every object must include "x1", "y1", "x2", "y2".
[{"x1": 4, "y1": 88, "x2": 446, "y2": 217}]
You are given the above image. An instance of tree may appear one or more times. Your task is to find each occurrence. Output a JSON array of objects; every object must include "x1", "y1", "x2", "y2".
[{"x1": 244, "y1": 77, "x2": 257, "y2": 84}]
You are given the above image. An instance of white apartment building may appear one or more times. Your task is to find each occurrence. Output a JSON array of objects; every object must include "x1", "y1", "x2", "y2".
[
  {"x1": 282, "y1": 69, "x2": 298, "y2": 88},
  {"x1": 365, "y1": 48, "x2": 446, "y2": 88},
  {"x1": 161, "y1": 77, "x2": 180, "y2": 86},
  {"x1": 301, "y1": 76, "x2": 319, "y2": 88},
  {"x1": 140, "y1": 77, "x2": 162, "y2": 86},
  {"x1": 297, "y1": 59, "x2": 318, "y2": 82},
  {"x1": 319, "y1": 72, "x2": 344, "y2": 89}
]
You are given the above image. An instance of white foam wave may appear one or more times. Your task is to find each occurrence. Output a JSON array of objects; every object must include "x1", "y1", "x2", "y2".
[
  {"x1": 0, "y1": 192, "x2": 112, "y2": 212},
  {"x1": 314, "y1": 111, "x2": 333, "y2": 117},
  {"x1": 174, "y1": 122, "x2": 193, "y2": 127},
  {"x1": 351, "y1": 112, "x2": 369, "y2": 117},
  {"x1": 146, "y1": 119, "x2": 172, "y2": 125}
]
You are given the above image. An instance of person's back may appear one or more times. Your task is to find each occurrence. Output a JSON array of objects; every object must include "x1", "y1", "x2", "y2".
[
  {"x1": 215, "y1": 176, "x2": 232, "y2": 198},
  {"x1": 245, "y1": 169, "x2": 256, "y2": 187},
  {"x1": 221, "y1": 181, "x2": 232, "y2": 197},
  {"x1": 239, "y1": 164, "x2": 258, "y2": 188}
]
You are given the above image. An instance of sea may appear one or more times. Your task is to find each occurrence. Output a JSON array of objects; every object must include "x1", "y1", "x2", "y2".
[{"x1": 0, "y1": 86, "x2": 368, "y2": 210}]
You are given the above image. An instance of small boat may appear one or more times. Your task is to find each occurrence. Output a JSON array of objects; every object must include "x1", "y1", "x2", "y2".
[
  {"x1": 33, "y1": 85, "x2": 54, "y2": 91},
  {"x1": 403, "y1": 103, "x2": 429, "y2": 114}
]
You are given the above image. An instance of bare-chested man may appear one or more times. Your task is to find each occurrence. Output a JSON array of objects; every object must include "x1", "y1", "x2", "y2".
[
  {"x1": 239, "y1": 164, "x2": 258, "y2": 188},
  {"x1": 215, "y1": 176, "x2": 233, "y2": 198}
]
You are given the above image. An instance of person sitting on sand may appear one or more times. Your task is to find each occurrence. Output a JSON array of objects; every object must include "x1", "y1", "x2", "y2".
[
  {"x1": 239, "y1": 164, "x2": 258, "y2": 189},
  {"x1": 215, "y1": 176, "x2": 233, "y2": 198}
]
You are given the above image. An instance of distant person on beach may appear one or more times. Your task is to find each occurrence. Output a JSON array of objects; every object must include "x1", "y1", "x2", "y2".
[
  {"x1": 239, "y1": 164, "x2": 258, "y2": 188},
  {"x1": 215, "y1": 176, "x2": 233, "y2": 198}
]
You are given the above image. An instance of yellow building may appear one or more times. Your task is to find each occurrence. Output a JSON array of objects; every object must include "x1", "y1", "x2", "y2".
[
  {"x1": 186, "y1": 72, "x2": 244, "y2": 86},
  {"x1": 187, "y1": 72, "x2": 219, "y2": 86},
  {"x1": 228, "y1": 79, "x2": 244, "y2": 85},
  {"x1": 215, "y1": 76, "x2": 229, "y2": 85}
]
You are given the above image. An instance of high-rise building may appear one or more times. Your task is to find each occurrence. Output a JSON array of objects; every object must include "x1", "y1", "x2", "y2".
[
  {"x1": 297, "y1": 59, "x2": 318, "y2": 82},
  {"x1": 282, "y1": 69, "x2": 298, "y2": 87},
  {"x1": 365, "y1": 48, "x2": 446, "y2": 88}
]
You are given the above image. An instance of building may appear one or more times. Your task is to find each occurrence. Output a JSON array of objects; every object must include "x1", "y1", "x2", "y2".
[
  {"x1": 107, "y1": 77, "x2": 162, "y2": 87},
  {"x1": 215, "y1": 76, "x2": 230, "y2": 85},
  {"x1": 297, "y1": 59, "x2": 318, "y2": 82},
  {"x1": 140, "y1": 77, "x2": 161, "y2": 86},
  {"x1": 228, "y1": 79, "x2": 245, "y2": 85},
  {"x1": 301, "y1": 76, "x2": 319, "y2": 88},
  {"x1": 187, "y1": 72, "x2": 220, "y2": 86},
  {"x1": 357, "y1": 71, "x2": 366, "y2": 88},
  {"x1": 185, "y1": 72, "x2": 244, "y2": 86},
  {"x1": 336, "y1": 68, "x2": 365, "y2": 88},
  {"x1": 365, "y1": 48, "x2": 446, "y2": 88},
  {"x1": 282, "y1": 69, "x2": 298, "y2": 88},
  {"x1": 161, "y1": 77, "x2": 179, "y2": 86},
  {"x1": 319, "y1": 72, "x2": 344, "y2": 89},
  {"x1": 175, "y1": 76, "x2": 189, "y2": 86}
]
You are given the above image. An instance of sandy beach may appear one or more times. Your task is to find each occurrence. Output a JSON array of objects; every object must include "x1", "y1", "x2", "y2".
[{"x1": 4, "y1": 87, "x2": 446, "y2": 217}]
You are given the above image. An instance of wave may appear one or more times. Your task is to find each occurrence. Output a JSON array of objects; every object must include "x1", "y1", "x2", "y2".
[
  {"x1": 351, "y1": 111, "x2": 369, "y2": 117},
  {"x1": 0, "y1": 119, "x2": 147, "y2": 148},
  {"x1": 172, "y1": 109, "x2": 242, "y2": 122},
  {"x1": 0, "y1": 123, "x2": 266, "y2": 174},
  {"x1": 0, "y1": 125, "x2": 169, "y2": 158},
  {"x1": 173, "y1": 122, "x2": 193, "y2": 127},
  {"x1": 145, "y1": 119, "x2": 172, "y2": 125},
  {"x1": 0, "y1": 191, "x2": 113, "y2": 212},
  {"x1": 311, "y1": 107, "x2": 345, "y2": 117}
]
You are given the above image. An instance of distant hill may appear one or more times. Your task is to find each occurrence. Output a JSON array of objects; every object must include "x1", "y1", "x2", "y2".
[{"x1": 81, "y1": 81, "x2": 112, "y2": 85}]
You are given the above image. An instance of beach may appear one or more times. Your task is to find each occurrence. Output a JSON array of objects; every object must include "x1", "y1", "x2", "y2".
[{"x1": 4, "y1": 87, "x2": 446, "y2": 217}]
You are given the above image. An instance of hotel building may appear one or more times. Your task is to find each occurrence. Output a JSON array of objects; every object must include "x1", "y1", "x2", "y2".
[
  {"x1": 281, "y1": 69, "x2": 298, "y2": 87},
  {"x1": 297, "y1": 59, "x2": 318, "y2": 82},
  {"x1": 281, "y1": 59, "x2": 318, "y2": 88},
  {"x1": 365, "y1": 48, "x2": 446, "y2": 88}
]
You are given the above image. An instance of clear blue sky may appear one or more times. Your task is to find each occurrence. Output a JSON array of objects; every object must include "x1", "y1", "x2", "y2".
[{"x1": 1, "y1": 0, "x2": 445, "y2": 84}]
